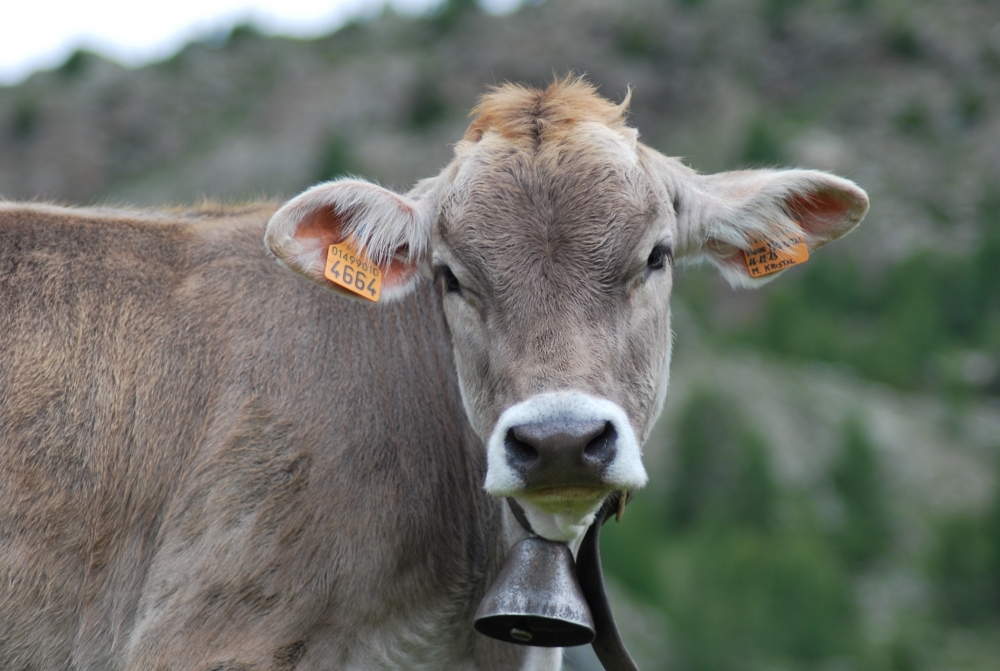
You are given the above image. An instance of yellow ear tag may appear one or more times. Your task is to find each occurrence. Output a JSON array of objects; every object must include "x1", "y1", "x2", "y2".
[
  {"x1": 324, "y1": 241, "x2": 382, "y2": 302},
  {"x1": 742, "y1": 230, "x2": 809, "y2": 278}
]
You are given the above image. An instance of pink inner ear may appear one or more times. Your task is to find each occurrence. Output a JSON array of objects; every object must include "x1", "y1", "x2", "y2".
[
  {"x1": 295, "y1": 206, "x2": 417, "y2": 292},
  {"x1": 296, "y1": 206, "x2": 347, "y2": 252},
  {"x1": 703, "y1": 239, "x2": 749, "y2": 273},
  {"x1": 786, "y1": 190, "x2": 854, "y2": 239},
  {"x1": 382, "y1": 249, "x2": 418, "y2": 290}
]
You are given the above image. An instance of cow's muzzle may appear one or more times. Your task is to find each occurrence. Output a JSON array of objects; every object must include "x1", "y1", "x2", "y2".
[
  {"x1": 484, "y1": 392, "x2": 648, "y2": 500},
  {"x1": 504, "y1": 419, "x2": 617, "y2": 490}
]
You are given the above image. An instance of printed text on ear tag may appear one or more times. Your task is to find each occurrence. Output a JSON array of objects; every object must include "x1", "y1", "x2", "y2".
[
  {"x1": 325, "y1": 241, "x2": 382, "y2": 302},
  {"x1": 742, "y1": 231, "x2": 809, "y2": 278}
]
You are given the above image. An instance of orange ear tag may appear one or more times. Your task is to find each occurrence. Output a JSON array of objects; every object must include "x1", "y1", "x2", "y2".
[
  {"x1": 742, "y1": 230, "x2": 809, "y2": 278},
  {"x1": 324, "y1": 241, "x2": 382, "y2": 302}
]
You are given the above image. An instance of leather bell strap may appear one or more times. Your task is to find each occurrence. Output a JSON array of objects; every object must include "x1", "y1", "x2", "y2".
[{"x1": 506, "y1": 497, "x2": 639, "y2": 671}]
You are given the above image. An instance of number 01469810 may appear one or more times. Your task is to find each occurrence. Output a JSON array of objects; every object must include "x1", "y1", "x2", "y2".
[{"x1": 324, "y1": 241, "x2": 382, "y2": 302}]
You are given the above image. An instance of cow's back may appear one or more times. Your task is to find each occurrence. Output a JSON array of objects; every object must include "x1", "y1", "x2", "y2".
[
  {"x1": 0, "y1": 203, "x2": 511, "y2": 670},
  {"x1": 0, "y1": 204, "x2": 215, "y2": 667}
]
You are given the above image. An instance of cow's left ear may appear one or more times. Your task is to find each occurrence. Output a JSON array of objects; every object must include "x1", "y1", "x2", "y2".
[
  {"x1": 651, "y1": 153, "x2": 869, "y2": 288},
  {"x1": 265, "y1": 178, "x2": 436, "y2": 301}
]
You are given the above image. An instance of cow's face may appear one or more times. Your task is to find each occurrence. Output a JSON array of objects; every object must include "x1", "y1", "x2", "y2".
[
  {"x1": 265, "y1": 80, "x2": 868, "y2": 544},
  {"x1": 429, "y1": 125, "x2": 667, "y2": 540}
]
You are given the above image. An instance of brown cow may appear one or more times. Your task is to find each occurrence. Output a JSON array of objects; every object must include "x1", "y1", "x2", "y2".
[{"x1": 0, "y1": 78, "x2": 868, "y2": 670}]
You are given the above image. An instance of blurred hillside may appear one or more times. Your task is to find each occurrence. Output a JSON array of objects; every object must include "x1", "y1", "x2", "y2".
[{"x1": 1, "y1": 0, "x2": 998, "y2": 670}]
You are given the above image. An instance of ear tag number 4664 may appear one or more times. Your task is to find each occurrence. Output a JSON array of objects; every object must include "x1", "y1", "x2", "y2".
[{"x1": 325, "y1": 241, "x2": 382, "y2": 302}]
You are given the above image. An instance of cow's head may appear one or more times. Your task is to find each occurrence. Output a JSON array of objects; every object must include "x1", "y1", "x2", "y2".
[{"x1": 265, "y1": 79, "x2": 868, "y2": 545}]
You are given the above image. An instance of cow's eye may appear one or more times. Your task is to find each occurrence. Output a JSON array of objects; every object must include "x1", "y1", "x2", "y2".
[
  {"x1": 646, "y1": 244, "x2": 672, "y2": 273},
  {"x1": 435, "y1": 265, "x2": 462, "y2": 294}
]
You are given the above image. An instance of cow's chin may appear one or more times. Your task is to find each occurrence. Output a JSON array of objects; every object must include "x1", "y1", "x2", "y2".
[{"x1": 513, "y1": 488, "x2": 611, "y2": 545}]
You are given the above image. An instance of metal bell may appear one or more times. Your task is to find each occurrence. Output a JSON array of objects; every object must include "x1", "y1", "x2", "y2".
[{"x1": 473, "y1": 537, "x2": 596, "y2": 648}]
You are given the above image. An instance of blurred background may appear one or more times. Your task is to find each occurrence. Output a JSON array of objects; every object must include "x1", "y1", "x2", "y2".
[{"x1": 1, "y1": 0, "x2": 998, "y2": 669}]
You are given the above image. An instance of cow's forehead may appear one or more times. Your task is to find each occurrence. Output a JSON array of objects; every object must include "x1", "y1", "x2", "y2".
[{"x1": 437, "y1": 128, "x2": 661, "y2": 293}]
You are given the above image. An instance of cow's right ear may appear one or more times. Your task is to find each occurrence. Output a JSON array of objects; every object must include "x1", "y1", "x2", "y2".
[
  {"x1": 642, "y1": 149, "x2": 868, "y2": 289},
  {"x1": 265, "y1": 179, "x2": 434, "y2": 301}
]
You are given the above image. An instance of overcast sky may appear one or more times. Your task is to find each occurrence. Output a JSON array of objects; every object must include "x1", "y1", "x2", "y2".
[{"x1": 0, "y1": 0, "x2": 521, "y2": 86}]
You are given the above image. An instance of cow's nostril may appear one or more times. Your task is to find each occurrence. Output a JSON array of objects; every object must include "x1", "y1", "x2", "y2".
[
  {"x1": 504, "y1": 428, "x2": 539, "y2": 468},
  {"x1": 583, "y1": 424, "x2": 617, "y2": 467}
]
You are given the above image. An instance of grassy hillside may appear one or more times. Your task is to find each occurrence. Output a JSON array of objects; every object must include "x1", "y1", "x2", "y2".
[{"x1": 2, "y1": 1, "x2": 998, "y2": 669}]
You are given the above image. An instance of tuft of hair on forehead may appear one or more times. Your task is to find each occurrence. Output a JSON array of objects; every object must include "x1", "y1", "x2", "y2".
[{"x1": 463, "y1": 75, "x2": 633, "y2": 146}]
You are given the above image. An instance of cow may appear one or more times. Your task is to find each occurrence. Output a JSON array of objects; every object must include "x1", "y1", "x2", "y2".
[{"x1": 0, "y1": 77, "x2": 868, "y2": 671}]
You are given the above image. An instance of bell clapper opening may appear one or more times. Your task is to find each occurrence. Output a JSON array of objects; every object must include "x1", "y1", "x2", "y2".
[{"x1": 510, "y1": 627, "x2": 533, "y2": 642}]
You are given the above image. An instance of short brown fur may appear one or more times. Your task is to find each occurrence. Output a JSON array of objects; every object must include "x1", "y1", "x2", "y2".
[{"x1": 0, "y1": 203, "x2": 524, "y2": 670}]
